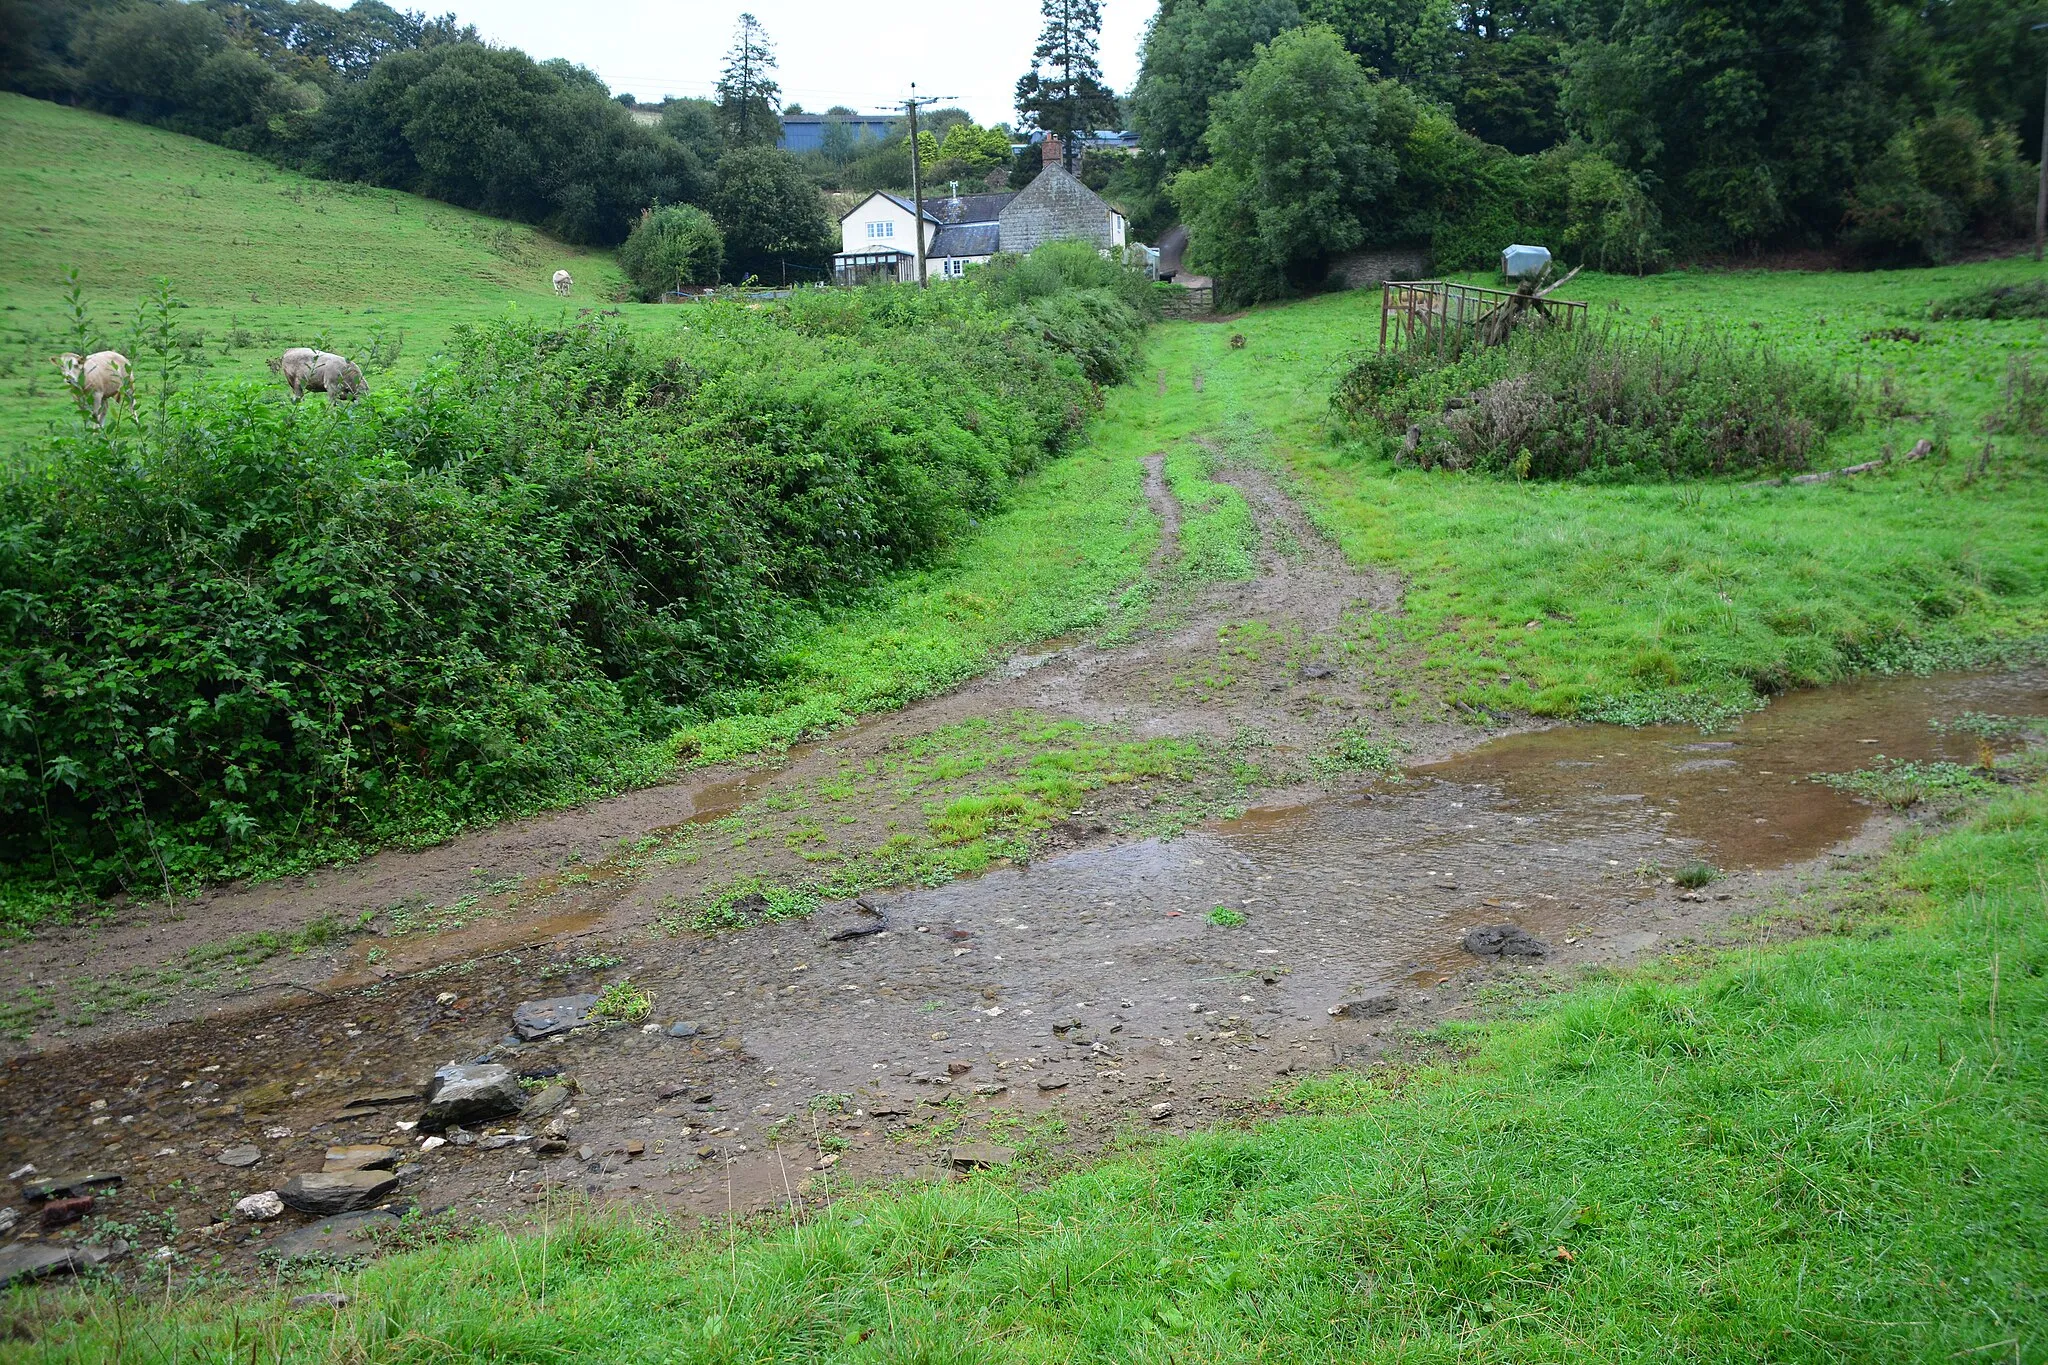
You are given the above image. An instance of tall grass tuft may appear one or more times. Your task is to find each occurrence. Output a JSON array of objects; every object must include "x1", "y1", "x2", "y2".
[{"x1": 1334, "y1": 319, "x2": 1856, "y2": 481}]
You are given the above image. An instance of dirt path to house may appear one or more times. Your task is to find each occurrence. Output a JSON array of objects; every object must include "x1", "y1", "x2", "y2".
[{"x1": 1, "y1": 448, "x2": 2042, "y2": 1277}]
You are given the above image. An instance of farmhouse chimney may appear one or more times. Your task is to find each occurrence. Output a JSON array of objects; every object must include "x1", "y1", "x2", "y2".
[{"x1": 1040, "y1": 135, "x2": 1062, "y2": 169}]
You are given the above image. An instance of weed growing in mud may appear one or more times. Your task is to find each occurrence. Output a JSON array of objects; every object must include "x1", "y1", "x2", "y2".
[
  {"x1": 1207, "y1": 905, "x2": 1247, "y2": 927},
  {"x1": 1673, "y1": 860, "x2": 1719, "y2": 889},
  {"x1": 1315, "y1": 724, "x2": 1406, "y2": 777},
  {"x1": 1931, "y1": 711, "x2": 2042, "y2": 739},
  {"x1": 1811, "y1": 759, "x2": 1997, "y2": 810},
  {"x1": 592, "y1": 980, "x2": 653, "y2": 1023}
]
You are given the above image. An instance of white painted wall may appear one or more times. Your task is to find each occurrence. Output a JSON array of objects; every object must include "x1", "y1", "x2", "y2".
[{"x1": 839, "y1": 194, "x2": 934, "y2": 256}]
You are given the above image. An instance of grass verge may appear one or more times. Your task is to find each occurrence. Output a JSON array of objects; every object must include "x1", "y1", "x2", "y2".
[{"x1": 11, "y1": 784, "x2": 2043, "y2": 1361}]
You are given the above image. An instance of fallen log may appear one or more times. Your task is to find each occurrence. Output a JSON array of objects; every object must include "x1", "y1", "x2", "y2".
[{"x1": 1748, "y1": 438, "x2": 1932, "y2": 488}]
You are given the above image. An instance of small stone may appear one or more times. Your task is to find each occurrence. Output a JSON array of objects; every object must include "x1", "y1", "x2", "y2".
[
  {"x1": 339, "y1": 1089, "x2": 419, "y2": 1112},
  {"x1": 1036, "y1": 1078, "x2": 1070, "y2": 1092},
  {"x1": 816, "y1": 1153, "x2": 840, "y2": 1168},
  {"x1": 946, "y1": 1061, "x2": 973, "y2": 1076},
  {"x1": 695, "y1": 1145, "x2": 715, "y2": 1160},
  {"x1": 40, "y1": 1196, "x2": 93, "y2": 1229},
  {"x1": 449, "y1": 1129, "x2": 475, "y2": 1147},
  {"x1": 949, "y1": 1144, "x2": 1016, "y2": 1170},
  {"x1": 972, "y1": 1083, "x2": 1008, "y2": 1096},
  {"x1": 5, "y1": 1164, "x2": 35, "y2": 1182},
  {"x1": 436, "y1": 992, "x2": 458, "y2": 1005},
  {"x1": 279, "y1": 1171, "x2": 398, "y2": 1216},
  {"x1": 323, "y1": 1145, "x2": 400, "y2": 1173},
  {"x1": 1148, "y1": 1103, "x2": 1174, "y2": 1122},
  {"x1": 511, "y1": 995, "x2": 599, "y2": 1042},
  {"x1": 216, "y1": 1144, "x2": 261, "y2": 1169},
  {"x1": 262, "y1": 1125, "x2": 293, "y2": 1140},
  {"x1": 235, "y1": 1191, "x2": 285, "y2": 1221},
  {"x1": 418, "y1": 1136, "x2": 446, "y2": 1152},
  {"x1": 524, "y1": 1085, "x2": 572, "y2": 1118},
  {"x1": 1329, "y1": 991, "x2": 1399, "y2": 1019},
  {"x1": 290, "y1": 1292, "x2": 350, "y2": 1310},
  {"x1": 666, "y1": 1021, "x2": 700, "y2": 1039},
  {"x1": 0, "y1": 1207, "x2": 14, "y2": 1236},
  {"x1": 478, "y1": 1134, "x2": 530, "y2": 1150},
  {"x1": 1461, "y1": 924, "x2": 1550, "y2": 958},
  {"x1": 625, "y1": 1141, "x2": 645, "y2": 1158},
  {"x1": 419, "y1": 1064, "x2": 524, "y2": 1132}
]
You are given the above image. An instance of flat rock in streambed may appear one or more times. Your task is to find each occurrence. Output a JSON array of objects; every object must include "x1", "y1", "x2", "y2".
[
  {"x1": 216, "y1": 1144, "x2": 261, "y2": 1168},
  {"x1": 265, "y1": 1209, "x2": 400, "y2": 1263},
  {"x1": 20, "y1": 1172, "x2": 122, "y2": 1203},
  {"x1": 279, "y1": 1170, "x2": 398, "y2": 1215},
  {"x1": 949, "y1": 1144, "x2": 1016, "y2": 1170},
  {"x1": 322, "y1": 1144, "x2": 400, "y2": 1173},
  {"x1": 1461, "y1": 924, "x2": 1550, "y2": 958},
  {"x1": 419, "y1": 1063, "x2": 523, "y2": 1131},
  {"x1": 1328, "y1": 990, "x2": 1399, "y2": 1019},
  {"x1": 0, "y1": 1242, "x2": 113, "y2": 1288},
  {"x1": 512, "y1": 995, "x2": 599, "y2": 1042}
]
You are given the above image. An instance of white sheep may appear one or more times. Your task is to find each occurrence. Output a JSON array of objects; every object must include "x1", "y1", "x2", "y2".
[
  {"x1": 271, "y1": 347, "x2": 366, "y2": 402},
  {"x1": 553, "y1": 269, "x2": 573, "y2": 297},
  {"x1": 51, "y1": 350, "x2": 131, "y2": 427}
]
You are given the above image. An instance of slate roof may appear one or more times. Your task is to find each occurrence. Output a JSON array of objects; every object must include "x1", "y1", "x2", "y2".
[
  {"x1": 930, "y1": 192, "x2": 1016, "y2": 225},
  {"x1": 929, "y1": 224, "x2": 1001, "y2": 258}
]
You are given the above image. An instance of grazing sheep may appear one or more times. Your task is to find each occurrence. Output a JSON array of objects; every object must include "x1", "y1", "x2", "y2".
[
  {"x1": 553, "y1": 269, "x2": 573, "y2": 297},
  {"x1": 51, "y1": 350, "x2": 131, "y2": 427},
  {"x1": 270, "y1": 347, "x2": 366, "y2": 403}
]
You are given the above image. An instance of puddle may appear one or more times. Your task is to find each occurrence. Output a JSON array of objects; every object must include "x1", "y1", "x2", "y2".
[
  {"x1": 1410, "y1": 668, "x2": 2048, "y2": 869},
  {"x1": 325, "y1": 909, "x2": 607, "y2": 990}
]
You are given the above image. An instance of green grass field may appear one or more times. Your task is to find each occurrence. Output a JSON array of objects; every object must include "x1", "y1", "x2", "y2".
[
  {"x1": 0, "y1": 93, "x2": 626, "y2": 441},
  {"x1": 10, "y1": 782, "x2": 2042, "y2": 1362}
]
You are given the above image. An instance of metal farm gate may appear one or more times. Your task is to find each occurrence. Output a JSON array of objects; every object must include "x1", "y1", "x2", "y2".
[{"x1": 1378, "y1": 279, "x2": 1588, "y2": 356}]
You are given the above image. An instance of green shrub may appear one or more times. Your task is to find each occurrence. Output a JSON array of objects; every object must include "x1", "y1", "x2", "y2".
[
  {"x1": 0, "y1": 253, "x2": 1146, "y2": 916},
  {"x1": 1929, "y1": 278, "x2": 2048, "y2": 321},
  {"x1": 1334, "y1": 319, "x2": 1855, "y2": 481},
  {"x1": 617, "y1": 204, "x2": 723, "y2": 300}
]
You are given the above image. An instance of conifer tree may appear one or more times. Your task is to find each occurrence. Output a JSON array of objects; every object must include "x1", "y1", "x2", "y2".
[
  {"x1": 716, "y1": 13, "x2": 781, "y2": 146},
  {"x1": 1014, "y1": 0, "x2": 1119, "y2": 173}
]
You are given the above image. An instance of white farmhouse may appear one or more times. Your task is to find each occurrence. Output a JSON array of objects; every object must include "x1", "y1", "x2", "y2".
[{"x1": 833, "y1": 165, "x2": 1127, "y2": 285}]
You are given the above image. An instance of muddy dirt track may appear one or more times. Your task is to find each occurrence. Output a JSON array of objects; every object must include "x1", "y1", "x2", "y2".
[{"x1": 2, "y1": 453, "x2": 2043, "y2": 1277}]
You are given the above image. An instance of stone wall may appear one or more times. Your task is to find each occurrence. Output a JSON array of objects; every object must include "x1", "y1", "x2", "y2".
[
  {"x1": 1326, "y1": 247, "x2": 1431, "y2": 290},
  {"x1": 999, "y1": 167, "x2": 1115, "y2": 255}
]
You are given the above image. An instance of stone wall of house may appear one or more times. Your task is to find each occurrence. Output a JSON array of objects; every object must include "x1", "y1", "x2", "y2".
[
  {"x1": 999, "y1": 167, "x2": 1115, "y2": 255},
  {"x1": 1326, "y1": 247, "x2": 1432, "y2": 290}
]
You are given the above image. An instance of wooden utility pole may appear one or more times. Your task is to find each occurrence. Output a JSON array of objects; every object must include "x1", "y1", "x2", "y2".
[
  {"x1": 2036, "y1": 24, "x2": 2048, "y2": 260},
  {"x1": 902, "y1": 85, "x2": 952, "y2": 289}
]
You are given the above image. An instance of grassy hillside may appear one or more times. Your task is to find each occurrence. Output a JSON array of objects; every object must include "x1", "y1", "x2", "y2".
[{"x1": 0, "y1": 93, "x2": 628, "y2": 440}]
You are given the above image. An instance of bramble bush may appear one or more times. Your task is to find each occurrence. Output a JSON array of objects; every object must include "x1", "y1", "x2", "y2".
[
  {"x1": 0, "y1": 249, "x2": 1150, "y2": 921},
  {"x1": 1333, "y1": 319, "x2": 1855, "y2": 481}
]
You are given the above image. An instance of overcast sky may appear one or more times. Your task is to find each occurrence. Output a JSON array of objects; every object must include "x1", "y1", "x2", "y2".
[{"x1": 436, "y1": 1, "x2": 1159, "y2": 127}]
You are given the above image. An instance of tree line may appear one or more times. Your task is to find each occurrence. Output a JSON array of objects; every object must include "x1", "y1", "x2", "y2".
[{"x1": 1138, "y1": 0, "x2": 2046, "y2": 299}]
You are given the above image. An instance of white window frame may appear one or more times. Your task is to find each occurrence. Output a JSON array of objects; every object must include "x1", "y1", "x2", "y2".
[{"x1": 866, "y1": 219, "x2": 895, "y2": 240}]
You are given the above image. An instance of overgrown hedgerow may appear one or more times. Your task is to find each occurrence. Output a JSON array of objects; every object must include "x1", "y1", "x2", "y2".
[
  {"x1": 1335, "y1": 318, "x2": 1856, "y2": 481},
  {"x1": 0, "y1": 249, "x2": 1151, "y2": 918}
]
